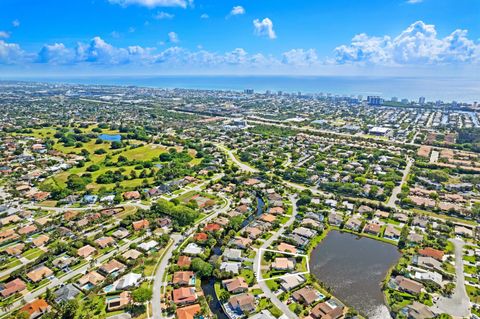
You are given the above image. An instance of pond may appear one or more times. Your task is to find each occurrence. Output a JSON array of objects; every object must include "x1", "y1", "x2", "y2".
[
  {"x1": 309, "y1": 230, "x2": 401, "y2": 318},
  {"x1": 99, "y1": 134, "x2": 122, "y2": 142}
]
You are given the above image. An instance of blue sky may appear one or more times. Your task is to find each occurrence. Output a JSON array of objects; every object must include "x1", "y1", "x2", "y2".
[{"x1": 0, "y1": 0, "x2": 479, "y2": 76}]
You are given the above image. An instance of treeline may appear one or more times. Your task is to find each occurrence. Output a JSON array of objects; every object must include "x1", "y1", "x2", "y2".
[{"x1": 150, "y1": 199, "x2": 200, "y2": 226}]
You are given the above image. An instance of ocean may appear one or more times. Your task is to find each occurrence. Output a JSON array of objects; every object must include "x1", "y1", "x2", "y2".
[{"x1": 3, "y1": 75, "x2": 479, "y2": 102}]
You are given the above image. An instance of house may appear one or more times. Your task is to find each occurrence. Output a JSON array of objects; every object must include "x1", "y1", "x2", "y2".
[
  {"x1": 204, "y1": 223, "x2": 221, "y2": 232},
  {"x1": 418, "y1": 247, "x2": 444, "y2": 261},
  {"x1": 233, "y1": 237, "x2": 252, "y2": 250},
  {"x1": 454, "y1": 226, "x2": 473, "y2": 237},
  {"x1": 345, "y1": 217, "x2": 362, "y2": 231},
  {"x1": 115, "y1": 272, "x2": 143, "y2": 290},
  {"x1": 272, "y1": 257, "x2": 295, "y2": 271},
  {"x1": 77, "y1": 245, "x2": 97, "y2": 258},
  {"x1": 310, "y1": 299, "x2": 344, "y2": 319},
  {"x1": 78, "y1": 271, "x2": 105, "y2": 289},
  {"x1": 27, "y1": 266, "x2": 53, "y2": 283},
  {"x1": 407, "y1": 301, "x2": 435, "y2": 319},
  {"x1": 293, "y1": 227, "x2": 316, "y2": 239},
  {"x1": 194, "y1": 232, "x2": 208, "y2": 242},
  {"x1": 5, "y1": 243, "x2": 25, "y2": 256},
  {"x1": 138, "y1": 240, "x2": 158, "y2": 252},
  {"x1": 228, "y1": 293, "x2": 256, "y2": 313},
  {"x1": 277, "y1": 242, "x2": 297, "y2": 254},
  {"x1": 99, "y1": 259, "x2": 126, "y2": 276},
  {"x1": 19, "y1": 299, "x2": 50, "y2": 319},
  {"x1": 173, "y1": 287, "x2": 197, "y2": 305},
  {"x1": 249, "y1": 310, "x2": 276, "y2": 319},
  {"x1": 394, "y1": 276, "x2": 424, "y2": 294},
  {"x1": 414, "y1": 256, "x2": 443, "y2": 273},
  {"x1": 0, "y1": 278, "x2": 27, "y2": 298},
  {"x1": 384, "y1": 226, "x2": 401, "y2": 240},
  {"x1": 223, "y1": 248, "x2": 242, "y2": 261},
  {"x1": 95, "y1": 236, "x2": 115, "y2": 248},
  {"x1": 123, "y1": 191, "x2": 141, "y2": 200},
  {"x1": 328, "y1": 212, "x2": 343, "y2": 226},
  {"x1": 176, "y1": 304, "x2": 202, "y2": 319},
  {"x1": 82, "y1": 195, "x2": 98, "y2": 204},
  {"x1": 177, "y1": 256, "x2": 192, "y2": 268},
  {"x1": 183, "y1": 243, "x2": 204, "y2": 256},
  {"x1": 260, "y1": 214, "x2": 276, "y2": 223},
  {"x1": 280, "y1": 274, "x2": 305, "y2": 291},
  {"x1": 52, "y1": 256, "x2": 75, "y2": 269},
  {"x1": 358, "y1": 205, "x2": 374, "y2": 215},
  {"x1": 18, "y1": 224, "x2": 37, "y2": 235},
  {"x1": 107, "y1": 291, "x2": 131, "y2": 312},
  {"x1": 222, "y1": 277, "x2": 248, "y2": 294},
  {"x1": 244, "y1": 226, "x2": 262, "y2": 239},
  {"x1": 363, "y1": 222, "x2": 381, "y2": 236},
  {"x1": 54, "y1": 284, "x2": 81, "y2": 304},
  {"x1": 220, "y1": 262, "x2": 241, "y2": 274},
  {"x1": 292, "y1": 286, "x2": 319, "y2": 305},
  {"x1": 173, "y1": 271, "x2": 195, "y2": 286},
  {"x1": 112, "y1": 228, "x2": 130, "y2": 240},
  {"x1": 414, "y1": 270, "x2": 443, "y2": 286},
  {"x1": 32, "y1": 234, "x2": 49, "y2": 247},
  {"x1": 132, "y1": 219, "x2": 149, "y2": 231},
  {"x1": 122, "y1": 249, "x2": 142, "y2": 260},
  {"x1": 408, "y1": 233, "x2": 423, "y2": 244}
]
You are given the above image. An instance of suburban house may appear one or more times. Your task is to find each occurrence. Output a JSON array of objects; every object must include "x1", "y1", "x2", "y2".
[
  {"x1": 222, "y1": 277, "x2": 248, "y2": 294},
  {"x1": 228, "y1": 293, "x2": 256, "y2": 313}
]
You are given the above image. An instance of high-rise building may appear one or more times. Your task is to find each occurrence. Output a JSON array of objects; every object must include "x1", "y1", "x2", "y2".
[
  {"x1": 277, "y1": 90, "x2": 282, "y2": 96},
  {"x1": 391, "y1": 97, "x2": 398, "y2": 102},
  {"x1": 401, "y1": 99, "x2": 409, "y2": 104},
  {"x1": 244, "y1": 89, "x2": 254, "y2": 94},
  {"x1": 367, "y1": 96, "x2": 382, "y2": 106},
  {"x1": 419, "y1": 97, "x2": 426, "y2": 105}
]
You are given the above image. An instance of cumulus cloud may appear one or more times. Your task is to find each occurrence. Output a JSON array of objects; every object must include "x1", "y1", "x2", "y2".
[
  {"x1": 334, "y1": 21, "x2": 480, "y2": 65},
  {"x1": 168, "y1": 32, "x2": 179, "y2": 43},
  {"x1": 0, "y1": 31, "x2": 9, "y2": 39},
  {"x1": 12, "y1": 20, "x2": 20, "y2": 27},
  {"x1": 230, "y1": 6, "x2": 245, "y2": 16},
  {"x1": 253, "y1": 18, "x2": 276, "y2": 39},
  {"x1": 282, "y1": 49, "x2": 318, "y2": 66},
  {"x1": 407, "y1": 0, "x2": 423, "y2": 3},
  {"x1": 0, "y1": 40, "x2": 24, "y2": 64},
  {"x1": 108, "y1": 0, "x2": 190, "y2": 8},
  {"x1": 200, "y1": 13, "x2": 209, "y2": 19},
  {"x1": 155, "y1": 11, "x2": 174, "y2": 19},
  {"x1": 36, "y1": 43, "x2": 74, "y2": 64}
]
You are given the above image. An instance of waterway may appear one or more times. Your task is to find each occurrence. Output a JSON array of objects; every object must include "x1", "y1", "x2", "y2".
[
  {"x1": 309, "y1": 230, "x2": 401, "y2": 319},
  {"x1": 201, "y1": 195, "x2": 265, "y2": 319}
]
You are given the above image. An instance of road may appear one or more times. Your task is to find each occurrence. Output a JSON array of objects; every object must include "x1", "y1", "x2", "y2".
[
  {"x1": 253, "y1": 194, "x2": 299, "y2": 319},
  {"x1": 0, "y1": 236, "x2": 145, "y2": 317},
  {"x1": 151, "y1": 193, "x2": 231, "y2": 319},
  {"x1": 431, "y1": 238, "x2": 470, "y2": 317},
  {"x1": 216, "y1": 144, "x2": 259, "y2": 173},
  {"x1": 386, "y1": 157, "x2": 413, "y2": 208}
]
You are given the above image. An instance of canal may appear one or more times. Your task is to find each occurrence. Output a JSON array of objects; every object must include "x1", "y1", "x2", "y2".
[
  {"x1": 309, "y1": 230, "x2": 401, "y2": 318},
  {"x1": 201, "y1": 195, "x2": 265, "y2": 319}
]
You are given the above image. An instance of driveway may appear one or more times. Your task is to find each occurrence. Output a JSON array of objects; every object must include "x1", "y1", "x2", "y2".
[{"x1": 431, "y1": 238, "x2": 470, "y2": 317}]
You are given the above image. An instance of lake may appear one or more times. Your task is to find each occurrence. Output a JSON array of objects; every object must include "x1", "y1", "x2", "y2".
[
  {"x1": 309, "y1": 230, "x2": 401, "y2": 318},
  {"x1": 99, "y1": 134, "x2": 122, "y2": 142}
]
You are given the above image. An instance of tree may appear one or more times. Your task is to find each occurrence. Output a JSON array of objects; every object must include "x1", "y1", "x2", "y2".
[
  {"x1": 132, "y1": 287, "x2": 153, "y2": 303},
  {"x1": 191, "y1": 258, "x2": 213, "y2": 278}
]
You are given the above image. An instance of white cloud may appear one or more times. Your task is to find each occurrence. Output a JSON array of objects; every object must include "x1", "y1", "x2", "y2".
[
  {"x1": 253, "y1": 18, "x2": 276, "y2": 39},
  {"x1": 282, "y1": 49, "x2": 318, "y2": 66},
  {"x1": 12, "y1": 19, "x2": 20, "y2": 27},
  {"x1": 407, "y1": 0, "x2": 423, "y2": 3},
  {"x1": 128, "y1": 27, "x2": 136, "y2": 33},
  {"x1": 0, "y1": 40, "x2": 24, "y2": 64},
  {"x1": 108, "y1": 0, "x2": 190, "y2": 8},
  {"x1": 155, "y1": 11, "x2": 174, "y2": 19},
  {"x1": 230, "y1": 6, "x2": 245, "y2": 16},
  {"x1": 334, "y1": 21, "x2": 480, "y2": 65},
  {"x1": 168, "y1": 31, "x2": 179, "y2": 43},
  {"x1": 36, "y1": 43, "x2": 73, "y2": 64},
  {"x1": 200, "y1": 13, "x2": 209, "y2": 19},
  {"x1": 0, "y1": 31, "x2": 9, "y2": 39}
]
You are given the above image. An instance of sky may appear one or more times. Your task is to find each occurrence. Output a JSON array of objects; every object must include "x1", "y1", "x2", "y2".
[{"x1": 0, "y1": 0, "x2": 479, "y2": 77}]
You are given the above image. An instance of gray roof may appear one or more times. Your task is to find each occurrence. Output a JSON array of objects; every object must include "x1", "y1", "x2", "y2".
[{"x1": 54, "y1": 284, "x2": 81, "y2": 303}]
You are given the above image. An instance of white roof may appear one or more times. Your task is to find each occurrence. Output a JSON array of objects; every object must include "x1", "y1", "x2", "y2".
[
  {"x1": 116, "y1": 272, "x2": 142, "y2": 290},
  {"x1": 138, "y1": 240, "x2": 158, "y2": 251},
  {"x1": 183, "y1": 243, "x2": 204, "y2": 255}
]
